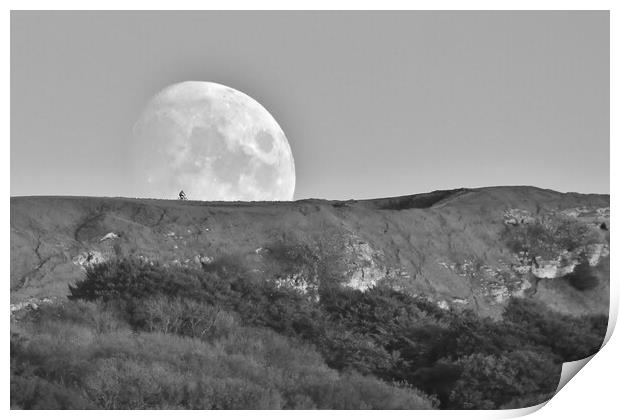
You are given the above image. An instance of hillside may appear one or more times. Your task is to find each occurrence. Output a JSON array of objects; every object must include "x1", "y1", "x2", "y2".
[{"x1": 10, "y1": 186, "x2": 610, "y2": 318}]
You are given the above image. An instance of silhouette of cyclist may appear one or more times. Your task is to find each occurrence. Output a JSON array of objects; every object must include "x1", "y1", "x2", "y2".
[{"x1": 178, "y1": 190, "x2": 187, "y2": 200}]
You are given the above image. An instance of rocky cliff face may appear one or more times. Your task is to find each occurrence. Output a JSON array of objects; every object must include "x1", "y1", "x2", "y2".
[{"x1": 10, "y1": 186, "x2": 610, "y2": 318}]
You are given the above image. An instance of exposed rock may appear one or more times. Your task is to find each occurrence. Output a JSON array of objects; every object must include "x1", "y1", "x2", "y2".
[
  {"x1": 73, "y1": 251, "x2": 106, "y2": 269},
  {"x1": 437, "y1": 261, "x2": 452, "y2": 270},
  {"x1": 513, "y1": 264, "x2": 531, "y2": 275},
  {"x1": 347, "y1": 267, "x2": 382, "y2": 291},
  {"x1": 531, "y1": 256, "x2": 575, "y2": 279},
  {"x1": 11, "y1": 297, "x2": 54, "y2": 314},
  {"x1": 597, "y1": 207, "x2": 610, "y2": 218},
  {"x1": 488, "y1": 283, "x2": 511, "y2": 303},
  {"x1": 561, "y1": 207, "x2": 591, "y2": 218},
  {"x1": 503, "y1": 209, "x2": 535, "y2": 225},
  {"x1": 192, "y1": 254, "x2": 214, "y2": 266},
  {"x1": 275, "y1": 273, "x2": 317, "y2": 296},
  {"x1": 437, "y1": 300, "x2": 449, "y2": 310},
  {"x1": 517, "y1": 243, "x2": 609, "y2": 279},
  {"x1": 99, "y1": 232, "x2": 119, "y2": 242},
  {"x1": 137, "y1": 255, "x2": 154, "y2": 266},
  {"x1": 587, "y1": 243, "x2": 610, "y2": 266},
  {"x1": 343, "y1": 239, "x2": 384, "y2": 291}
]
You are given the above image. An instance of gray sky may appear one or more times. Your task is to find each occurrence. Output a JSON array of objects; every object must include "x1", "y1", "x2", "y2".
[{"x1": 11, "y1": 11, "x2": 609, "y2": 199}]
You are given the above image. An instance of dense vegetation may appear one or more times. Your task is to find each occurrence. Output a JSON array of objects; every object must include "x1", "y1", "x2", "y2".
[
  {"x1": 11, "y1": 257, "x2": 606, "y2": 409},
  {"x1": 564, "y1": 258, "x2": 600, "y2": 290},
  {"x1": 503, "y1": 217, "x2": 601, "y2": 260}
]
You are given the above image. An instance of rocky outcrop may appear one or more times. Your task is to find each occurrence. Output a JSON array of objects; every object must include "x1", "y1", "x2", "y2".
[
  {"x1": 193, "y1": 254, "x2": 214, "y2": 266},
  {"x1": 10, "y1": 297, "x2": 55, "y2": 314},
  {"x1": 73, "y1": 251, "x2": 106, "y2": 270},
  {"x1": 99, "y1": 232, "x2": 119, "y2": 242},
  {"x1": 507, "y1": 242, "x2": 609, "y2": 280},
  {"x1": 503, "y1": 209, "x2": 536, "y2": 225},
  {"x1": 343, "y1": 239, "x2": 385, "y2": 291},
  {"x1": 274, "y1": 274, "x2": 318, "y2": 297}
]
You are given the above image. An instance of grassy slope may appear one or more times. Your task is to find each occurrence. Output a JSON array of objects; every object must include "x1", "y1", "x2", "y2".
[{"x1": 10, "y1": 186, "x2": 609, "y2": 317}]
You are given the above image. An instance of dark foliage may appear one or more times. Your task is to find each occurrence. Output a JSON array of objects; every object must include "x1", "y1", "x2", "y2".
[
  {"x1": 12, "y1": 256, "x2": 607, "y2": 409},
  {"x1": 11, "y1": 301, "x2": 434, "y2": 409},
  {"x1": 503, "y1": 298, "x2": 606, "y2": 361},
  {"x1": 502, "y1": 217, "x2": 601, "y2": 260},
  {"x1": 564, "y1": 258, "x2": 600, "y2": 291}
]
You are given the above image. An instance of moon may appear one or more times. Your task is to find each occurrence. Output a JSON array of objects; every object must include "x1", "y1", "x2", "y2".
[{"x1": 131, "y1": 81, "x2": 295, "y2": 201}]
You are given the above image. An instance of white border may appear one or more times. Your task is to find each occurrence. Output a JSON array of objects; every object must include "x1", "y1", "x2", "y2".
[{"x1": 4, "y1": 2, "x2": 616, "y2": 419}]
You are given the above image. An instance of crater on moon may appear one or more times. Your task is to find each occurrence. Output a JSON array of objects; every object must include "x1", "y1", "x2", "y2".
[{"x1": 131, "y1": 81, "x2": 295, "y2": 201}]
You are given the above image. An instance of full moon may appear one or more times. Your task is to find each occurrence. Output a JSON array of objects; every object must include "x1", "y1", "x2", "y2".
[{"x1": 131, "y1": 81, "x2": 295, "y2": 201}]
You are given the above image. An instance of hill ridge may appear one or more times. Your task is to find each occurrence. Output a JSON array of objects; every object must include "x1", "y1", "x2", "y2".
[{"x1": 10, "y1": 186, "x2": 610, "y2": 319}]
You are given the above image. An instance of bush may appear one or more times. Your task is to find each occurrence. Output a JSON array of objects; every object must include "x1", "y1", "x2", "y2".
[
  {"x1": 503, "y1": 298, "x2": 606, "y2": 361},
  {"x1": 68, "y1": 259, "x2": 209, "y2": 304},
  {"x1": 10, "y1": 306, "x2": 436, "y2": 409},
  {"x1": 564, "y1": 259, "x2": 599, "y2": 291},
  {"x1": 445, "y1": 350, "x2": 559, "y2": 409},
  {"x1": 503, "y1": 221, "x2": 557, "y2": 259},
  {"x1": 503, "y1": 217, "x2": 600, "y2": 259},
  {"x1": 54, "y1": 258, "x2": 608, "y2": 409},
  {"x1": 141, "y1": 296, "x2": 238, "y2": 339},
  {"x1": 11, "y1": 373, "x2": 93, "y2": 409},
  {"x1": 28, "y1": 299, "x2": 128, "y2": 334}
]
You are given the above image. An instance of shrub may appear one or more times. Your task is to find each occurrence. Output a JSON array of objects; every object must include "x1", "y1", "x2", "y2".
[
  {"x1": 68, "y1": 259, "x2": 210, "y2": 304},
  {"x1": 564, "y1": 258, "x2": 599, "y2": 291},
  {"x1": 503, "y1": 217, "x2": 600, "y2": 259},
  {"x1": 11, "y1": 311, "x2": 436, "y2": 409},
  {"x1": 141, "y1": 296, "x2": 237, "y2": 339},
  {"x1": 503, "y1": 221, "x2": 557, "y2": 259},
  {"x1": 503, "y1": 298, "x2": 606, "y2": 361},
  {"x1": 83, "y1": 357, "x2": 187, "y2": 409},
  {"x1": 29, "y1": 299, "x2": 128, "y2": 334},
  {"x1": 57, "y1": 257, "x2": 607, "y2": 409},
  {"x1": 304, "y1": 372, "x2": 436, "y2": 409},
  {"x1": 445, "y1": 350, "x2": 559, "y2": 409},
  {"x1": 552, "y1": 219, "x2": 600, "y2": 252},
  {"x1": 11, "y1": 373, "x2": 93, "y2": 409}
]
